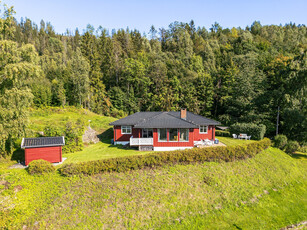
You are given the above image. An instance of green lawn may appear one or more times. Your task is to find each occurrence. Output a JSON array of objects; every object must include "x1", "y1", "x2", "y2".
[
  {"x1": 63, "y1": 141, "x2": 151, "y2": 164},
  {"x1": 63, "y1": 136, "x2": 255, "y2": 164},
  {"x1": 3, "y1": 108, "x2": 303, "y2": 228},
  {"x1": 217, "y1": 136, "x2": 255, "y2": 146},
  {"x1": 1, "y1": 147, "x2": 306, "y2": 229}
]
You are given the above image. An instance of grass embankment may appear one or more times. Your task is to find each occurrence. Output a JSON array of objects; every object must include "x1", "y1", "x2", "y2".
[
  {"x1": 1, "y1": 147, "x2": 306, "y2": 229},
  {"x1": 29, "y1": 106, "x2": 116, "y2": 133}
]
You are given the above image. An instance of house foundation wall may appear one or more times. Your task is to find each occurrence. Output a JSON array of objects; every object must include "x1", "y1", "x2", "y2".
[{"x1": 153, "y1": 146, "x2": 193, "y2": 151}]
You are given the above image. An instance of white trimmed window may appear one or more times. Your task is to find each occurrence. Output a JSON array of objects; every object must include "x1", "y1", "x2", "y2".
[
  {"x1": 158, "y1": 128, "x2": 167, "y2": 141},
  {"x1": 121, "y1": 126, "x2": 132, "y2": 134},
  {"x1": 142, "y1": 128, "x2": 153, "y2": 138},
  {"x1": 169, "y1": 128, "x2": 178, "y2": 141},
  {"x1": 179, "y1": 129, "x2": 189, "y2": 141},
  {"x1": 199, "y1": 125, "x2": 208, "y2": 134}
]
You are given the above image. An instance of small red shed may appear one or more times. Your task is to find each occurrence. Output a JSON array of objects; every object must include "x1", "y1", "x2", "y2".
[{"x1": 21, "y1": 136, "x2": 65, "y2": 166}]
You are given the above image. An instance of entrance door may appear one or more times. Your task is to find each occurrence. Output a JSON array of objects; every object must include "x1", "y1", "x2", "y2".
[{"x1": 142, "y1": 128, "x2": 153, "y2": 138}]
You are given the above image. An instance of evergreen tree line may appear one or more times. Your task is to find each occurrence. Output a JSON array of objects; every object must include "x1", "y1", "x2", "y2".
[{"x1": 0, "y1": 2, "x2": 306, "y2": 156}]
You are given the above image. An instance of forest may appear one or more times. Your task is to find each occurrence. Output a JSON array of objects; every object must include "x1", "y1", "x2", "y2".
[{"x1": 0, "y1": 2, "x2": 306, "y2": 156}]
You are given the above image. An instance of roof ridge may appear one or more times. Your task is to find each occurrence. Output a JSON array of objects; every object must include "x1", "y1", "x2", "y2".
[
  {"x1": 166, "y1": 112, "x2": 198, "y2": 126},
  {"x1": 134, "y1": 111, "x2": 164, "y2": 126}
]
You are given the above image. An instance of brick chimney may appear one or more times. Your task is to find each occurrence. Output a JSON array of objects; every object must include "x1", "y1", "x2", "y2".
[{"x1": 180, "y1": 108, "x2": 187, "y2": 120}]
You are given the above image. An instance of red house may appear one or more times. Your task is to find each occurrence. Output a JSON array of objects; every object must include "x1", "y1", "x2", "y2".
[
  {"x1": 21, "y1": 136, "x2": 65, "y2": 165},
  {"x1": 110, "y1": 109, "x2": 220, "y2": 151}
]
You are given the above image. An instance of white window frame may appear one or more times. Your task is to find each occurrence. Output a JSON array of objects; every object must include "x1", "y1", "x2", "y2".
[
  {"x1": 158, "y1": 128, "x2": 167, "y2": 142},
  {"x1": 199, "y1": 125, "x2": 208, "y2": 134},
  {"x1": 169, "y1": 128, "x2": 178, "y2": 142},
  {"x1": 179, "y1": 128, "x2": 189, "y2": 142},
  {"x1": 142, "y1": 128, "x2": 153, "y2": 138},
  {"x1": 121, "y1": 126, "x2": 132, "y2": 134}
]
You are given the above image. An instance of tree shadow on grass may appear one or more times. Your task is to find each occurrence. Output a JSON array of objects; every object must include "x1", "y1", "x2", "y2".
[
  {"x1": 291, "y1": 152, "x2": 307, "y2": 160},
  {"x1": 97, "y1": 128, "x2": 138, "y2": 151}
]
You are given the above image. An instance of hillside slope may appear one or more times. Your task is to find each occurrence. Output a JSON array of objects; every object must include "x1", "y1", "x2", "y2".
[
  {"x1": 29, "y1": 106, "x2": 117, "y2": 133},
  {"x1": 1, "y1": 147, "x2": 306, "y2": 229}
]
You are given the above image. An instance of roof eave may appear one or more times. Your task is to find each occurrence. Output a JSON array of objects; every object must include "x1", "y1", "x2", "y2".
[{"x1": 22, "y1": 143, "x2": 65, "y2": 148}]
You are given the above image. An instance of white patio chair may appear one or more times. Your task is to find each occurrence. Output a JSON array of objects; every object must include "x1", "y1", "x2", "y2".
[
  {"x1": 204, "y1": 139, "x2": 213, "y2": 146},
  {"x1": 247, "y1": 136, "x2": 251, "y2": 140},
  {"x1": 194, "y1": 140, "x2": 203, "y2": 146},
  {"x1": 232, "y1": 134, "x2": 237, "y2": 139}
]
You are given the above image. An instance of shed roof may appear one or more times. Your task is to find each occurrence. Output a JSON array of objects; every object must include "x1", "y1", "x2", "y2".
[
  {"x1": 109, "y1": 111, "x2": 220, "y2": 128},
  {"x1": 21, "y1": 136, "x2": 65, "y2": 149}
]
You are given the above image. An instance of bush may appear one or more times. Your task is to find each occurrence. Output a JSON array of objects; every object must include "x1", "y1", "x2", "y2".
[
  {"x1": 28, "y1": 160, "x2": 55, "y2": 175},
  {"x1": 229, "y1": 123, "x2": 266, "y2": 140},
  {"x1": 44, "y1": 120, "x2": 85, "y2": 154},
  {"x1": 274, "y1": 135, "x2": 288, "y2": 149},
  {"x1": 215, "y1": 130, "x2": 231, "y2": 137},
  {"x1": 59, "y1": 138, "x2": 271, "y2": 176},
  {"x1": 298, "y1": 145, "x2": 307, "y2": 153},
  {"x1": 284, "y1": 141, "x2": 300, "y2": 154}
]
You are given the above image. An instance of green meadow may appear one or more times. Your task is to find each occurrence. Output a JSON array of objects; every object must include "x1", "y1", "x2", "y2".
[
  {"x1": 0, "y1": 107, "x2": 305, "y2": 229},
  {"x1": 1, "y1": 147, "x2": 306, "y2": 229}
]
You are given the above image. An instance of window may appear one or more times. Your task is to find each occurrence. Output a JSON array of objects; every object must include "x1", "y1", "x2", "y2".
[
  {"x1": 179, "y1": 129, "x2": 189, "y2": 141},
  {"x1": 142, "y1": 128, "x2": 153, "y2": 138},
  {"x1": 121, "y1": 126, "x2": 132, "y2": 134},
  {"x1": 169, "y1": 128, "x2": 178, "y2": 141},
  {"x1": 158, "y1": 128, "x2": 167, "y2": 141},
  {"x1": 199, "y1": 125, "x2": 208, "y2": 134}
]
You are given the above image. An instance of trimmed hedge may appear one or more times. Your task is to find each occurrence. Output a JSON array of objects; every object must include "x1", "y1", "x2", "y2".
[
  {"x1": 28, "y1": 160, "x2": 55, "y2": 175},
  {"x1": 215, "y1": 130, "x2": 231, "y2": 137},
  {"x1": 229, "y1": 123, "x2": 266, "y2": 140},
  {"x1": 59, "y1": 138, "x2": 271, "y2": 176}
]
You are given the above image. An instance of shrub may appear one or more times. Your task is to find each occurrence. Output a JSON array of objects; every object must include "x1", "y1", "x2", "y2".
[
  {"x1": 274, "y1": 135, "x2": 288, "y2": 149},
  {"x1": 215, "y1": 130, "x2": 231, "y2": 137},
  {"x1": 298, "y1": 145, "x2": 307, "y2": 153},
  {"x1": 59, "y1": 138, "x2": 271, "y2": 176},
  {"x1": 28, "y1": 160, "x2": 55, "y2": 175},
  {"x1": 284, "y1": 141, "x2": 300, "y2": 154},
  {"x1": 229, "y1": 123, "x2": 266, "y2": 140},
  {"x1": 44, "y1": 120, "x2": 85, "y2": 154}
]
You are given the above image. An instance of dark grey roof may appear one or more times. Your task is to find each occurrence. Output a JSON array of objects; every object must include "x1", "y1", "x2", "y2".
[
  {"x1": 21, "y1": 136, "x2": 65, "y2": 149},
  {"x1": 109, "y1": 112, "x2": 162, "y2": 126},
  {"x1": 134, "y1": 112, "x2": 198, "y2": 128},
  {"x1": 168, "y1": 111, "x2": 221, "y2": 126},
  {"x1": 109, "y1": 111, "x2": 220, "y2": 128}
]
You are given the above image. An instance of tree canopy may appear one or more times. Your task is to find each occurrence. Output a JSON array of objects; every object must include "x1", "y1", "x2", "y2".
[{"x1": 0, "y1": 1, "x2": 306, "y2": 155}]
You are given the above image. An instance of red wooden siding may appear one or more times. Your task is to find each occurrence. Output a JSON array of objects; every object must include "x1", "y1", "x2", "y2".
[
  {"x1": 114, "y1": 126, "x2": 141, "y2": 142},
  {"x1": 193, "y1": 125, "x2": 215, "y2": 141},
  {"x1": 153, "y1": 128, "x2": 195, "y2": 147},
  {"x1": 113, "y1": 125, "x2": 216, "y2": 147},
  {"x1": 25, "y1": 146, "x2": 62, "y2": 166}
]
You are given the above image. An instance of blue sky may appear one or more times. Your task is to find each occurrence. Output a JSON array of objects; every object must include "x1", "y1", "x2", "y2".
[{"x1": 9, "y1": 0, "x2": 307, "y2": 35}]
